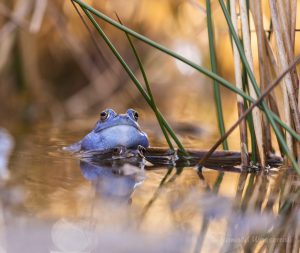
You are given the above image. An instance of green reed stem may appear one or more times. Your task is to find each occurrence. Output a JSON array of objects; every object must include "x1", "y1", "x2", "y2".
[
  {"x1": 81, "y1": 8, "x2": 187, "y2": 154},
  {"x1": 226, "y1": 0, "x2": 233, "y2": 49},
  {"x1": 206, "y1": 0, "x2": 228, "y2": 150},
  {"x1": 116, "y1": 15, "x2": 174, "y2": 150},
  {"x1": 218, "y1": 0, "x2": 299, "y2": 172}
]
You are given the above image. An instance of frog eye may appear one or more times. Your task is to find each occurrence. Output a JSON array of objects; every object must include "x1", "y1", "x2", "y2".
[
  {"x1": 133, "y1": 111, "x2": 139, "y2": 121},
  {"x1": 100, "y1": 110, "x2": 109, "y2": 121}
]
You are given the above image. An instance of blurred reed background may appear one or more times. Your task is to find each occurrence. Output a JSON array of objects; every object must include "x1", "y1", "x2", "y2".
[
  {"x1": 0, "y1": 0, "x2": 215, "y2": 124},
  {"x1": 1, "y1": 0, "x2": 300, "y2": 168}
]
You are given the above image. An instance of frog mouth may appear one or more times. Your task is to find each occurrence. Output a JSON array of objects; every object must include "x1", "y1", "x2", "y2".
[
  {"x1": 94, "y1": 117, "x2": 141, "y2": 133},
  {"x1": 103, "y1": 123, "x2": 141, "y2": 131}
]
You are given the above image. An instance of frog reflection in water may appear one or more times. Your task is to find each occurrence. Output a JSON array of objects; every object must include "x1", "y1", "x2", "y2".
[
  {"x1": 66, "y1": 109, "x2": 149, "y2": 152},
  {"x1": 80, "y1": 160, "x2": 145, "y2": 202}
]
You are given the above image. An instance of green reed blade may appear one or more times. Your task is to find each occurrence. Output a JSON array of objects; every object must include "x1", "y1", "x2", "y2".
[
  {"x1": 206, "y1": 0, "x2": 228, "y2": 150},
  {"x1": 116, "y1": 15, "x2": 174, "y2": 150},
  {"x1": 226, "y1": 0, "x2": 233, "y2": 49}
]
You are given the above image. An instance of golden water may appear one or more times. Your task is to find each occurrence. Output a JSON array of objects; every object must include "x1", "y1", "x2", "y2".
[{"x1": 0, "y1": 122, "x2": 299, "y2": 253}]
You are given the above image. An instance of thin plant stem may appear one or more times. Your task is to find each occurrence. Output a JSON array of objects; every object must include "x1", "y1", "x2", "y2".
[
  {"x1": 290, "y1": 0, "x2": 297, "y2": 49},
  {"x1": 239, "y1": 0, "x2": 266, "y2": 166},
  {"x1": 245, "y1": 99, "x2": 258, "y2": 162},
  {"x1": 230, "y1": 0, "x2": 249, "y2": 166},
  {"x1": 250, "y1": 0, "x2": 273, "y2": 154},
  {"x1": 115, "y1": 15, "x2": 174, "y2": 150},
  {"x1": 205, "y1": 0, "x2": 228, "y2": 150}
]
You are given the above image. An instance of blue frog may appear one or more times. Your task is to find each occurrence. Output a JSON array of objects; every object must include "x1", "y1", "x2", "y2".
[{"x1": 65, "y1": 109, "x2": 149, "y2": 152}]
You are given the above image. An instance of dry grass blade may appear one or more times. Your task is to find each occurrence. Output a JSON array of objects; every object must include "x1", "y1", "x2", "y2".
[
  {"x1": 290, "y1": 0, "x2": 297, "y2": 48},
  {"x1": 250, "y1": 0, "x2": 273, "y2": 155},
  {"x1": 30, "y1": 0, "x2": 48, "y2": 33},
  {"x1": 198, "y1": 55, "x2": 300, "y2": 174},
  {"x1": 230, "y1": 0, "x2": 249, "y2": 166},
  {"x1": 277, "y1": 0, "x2": 299, "y2": 92},
  {"x1": 239, "y1": 0, "x2": 265, "y2": 166},
  {"x1": 205, "y1": 0, "x2": 228, "y2": 151}
]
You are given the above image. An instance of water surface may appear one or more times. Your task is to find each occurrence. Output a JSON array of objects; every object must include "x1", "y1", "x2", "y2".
[{"x1": 0, "y1": 122, "x2": 299, "y2": 253}]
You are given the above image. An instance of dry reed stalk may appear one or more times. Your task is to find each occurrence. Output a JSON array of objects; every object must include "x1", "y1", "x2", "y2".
[
  {"x1": 277, "y1": 0, "x2": 299, "y2": 93},
  {"x1": 285, "y1": 0, "x2": 291, "y2": 41},
  {"x1": 290, "y1": 0, "x2": 300, "y2": 110},
  {"x1": 0, "y1": 0, "x2": 30, "y2": 71},
  {"x1": 29, "y1": 0, "x2": 47, "y2": 33},
  {"x1": 267, "y1": 1, "x2": 292, "y2": 153},
  {"x1": 269, "y1": 0, "x2": 300, "y2": 164},
  {"x1": 264, "y1": 34, "x2": 288, "y2": 123},
  {"x1": 0, "y1": 2, "x2": 29, "y2": 29},
  {"x1": 250, "y1": 0, "x2": 273, "y2": 155},
  {"x1": 260, "y1": 33, "x2": 287, "y2": 154},
  {"x1": 230, "y1": 0, "x2": 249, "y2": 167},
  {"x1": 277, "y1": 0, "x2": 300, "y2": 162},
  {"x1": 238, "y1": 0, "x2": 265, "y2": 166},
  {"x1": 265, "y1": 72, "x2": 284, "y2": 149},
  {"x1": 290, "y1": 0, "x2": 297, "y2": 49},
  {"x1": 264, "y1": 52, "x2": 286, "y2": 156}
]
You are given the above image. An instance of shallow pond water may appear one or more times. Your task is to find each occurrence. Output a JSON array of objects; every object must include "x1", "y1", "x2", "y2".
[{"x1": 0, "y1": 121, "x2": 299, "y2": 253}]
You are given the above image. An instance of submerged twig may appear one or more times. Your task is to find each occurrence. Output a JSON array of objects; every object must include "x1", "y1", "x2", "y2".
[{"x1": 198, "y1": 55, "x2": 300, "y2": 174}]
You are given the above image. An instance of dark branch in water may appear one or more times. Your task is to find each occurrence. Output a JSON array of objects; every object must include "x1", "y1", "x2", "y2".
[{"x1": 198, "y1": 55, "x2": 300, "y2": 169}]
